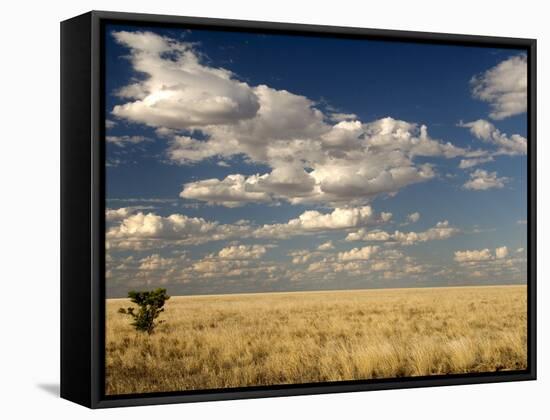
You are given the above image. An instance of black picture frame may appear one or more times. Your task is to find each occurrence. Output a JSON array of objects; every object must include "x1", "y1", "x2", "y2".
[{"x1": 61, "y1": 10, "x2": 537, "y2": 409}]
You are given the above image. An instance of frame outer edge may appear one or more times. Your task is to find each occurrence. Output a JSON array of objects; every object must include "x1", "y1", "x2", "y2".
[
  {"x1": 60, "y1": 11, "x2": 94, "y2": 408},
  {"x1": 86, "y1": 10, "x2": 536, "y2": 408},
  {"x1": 91, "y1": 10, "x2": 103, "y2": 408},
  {"x1": 528, "y1": 38, "x2": 537, "y2": 380}
]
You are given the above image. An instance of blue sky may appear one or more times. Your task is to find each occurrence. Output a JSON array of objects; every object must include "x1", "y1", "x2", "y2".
[{"x1": 104, "y1": 24, "x2": 527, "y2": 298}]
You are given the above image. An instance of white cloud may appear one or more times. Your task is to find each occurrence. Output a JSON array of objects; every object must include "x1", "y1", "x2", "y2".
[
  {"x1": 108, "y1": 245, "x2": 284, "y2": 286},
  {"x1": 190, "y1": 256, "x2": 283, "y2": 281},
  {"x1": 106, "y1": 135, "x2": 149, "y2": 147},
  {"x1": 111, "y1": 31, "x2": 260, "y2": 128},
  {"x1": 300, "y1": 248, "x2": 414, "y2": 281},
  {"x1": 139, "y1": 254, "x2": 179, "y2": 270},
  {"x1": 105, "y1": 119, "x2": 117, "y2": 129},
  {"x1": 392, "y1": 221, "x2": 458, "y2": 245},
  {"x1": 346, "y1": 221, "x2": 459, "y2": 245},
  {"x1": 454, "y1": 246, "x2": 511, "y2": 263},
  {"x1": 363, "y1": 118, "x2": 467, "y2": 159},
  {"x1": 454, "y1": 248, "x2": 492, "y2": 262},
  {"x1": 407, "y1": 212, "x2": 420, "y2": 223},
  {"x1": 346, "y1": 229, "x2": 391, "y2": 242},
  {"x1": 177, "y1": 117, "x2": 452, "y2": 207},
  {"x1": 110, "y1": 31, "x2": 485, "y2": 207},
  {"x1": 338, "y1": 245, "x2": 379, "y2": 261},
  {"x1": 167, "y1": 135, "x2": 238, "y2": 164},
  {"x1": 106, "y1": 158, "x2": 122, "y2": 168},
  {"x1": 495, "y1": 246, "x2": 509, "y2": 259},
  {"x1": 106, "y1": 211, "x2": 251, "y2": 249},
  {"x1": 106, "y1": 207, "x2": 133, "y2": 222},
  {"x1": 106, "y1": 206, "x2": 156, "y2": 222},
  {"x1": 106, "y1": 205, "x2": 392, "y2": 250},
  {"x1": 218, "y1": 244, "x2": 266, "y2": 259},
  {"x1": 306, "y1": 259, "x2": 332, "y2": 273},
  {"x1": 370, "y1": 261, "x2": 392, "y2": 271},
  {"x1": 180, "y1": 174, "x2": 272, "y2": 207},
  {"x1": 458, "y1": 156, "x2": 494, "y2": 169},
  {"x1": 253, "y1": 206, "x2": 376, "y2": 239},
  {"x1": 107, "y1": 212, "x2": 216, "y2": 239},
  {"x1": 459, "y1": 119, "x2": 526, "y2": 156},
  {"x1": 289, "y1": 250, "x2": 315, "y2": 265},
  {"x1": 317, "y1": 241, "x2": 334, "y2": 251},
  {"x1": 380, "y1": 212, "x2": 393, "y2": 223},
  {"x1": 463, "y1": 169, "x2": 508, "y2": 191},
  {"x1": 329, "y1": 112, "x2": 358, "y2": 122},
  {"x1": 471, "y1": 55, "x2": 527, "y2": 120},
  {"x1": 321, "y1": 120, "x2": 363, "y2": 149},
  {"x1": 192, "y1": 259, "x2": 250, "y2": 277}
]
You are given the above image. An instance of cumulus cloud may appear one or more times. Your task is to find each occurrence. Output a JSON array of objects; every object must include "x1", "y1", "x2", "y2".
[
  {"x1": 105, "y1": 119, "x2": 117, "y2": 129},
  {"x1": 346, "y1": 229, "x2": 391, "y2": 242},
  {"x1": 459, "y1": 119, "x2": 526, "y2": 156},
  {"x1": 139, "y1": 254, "x2": 179, "y2": 271},
  {"x1": 302, "y1": 248, "x2": 415, "y2": 282},
  {"x1": 454, "y1": 246, "x2": 510, "y2": 263},
  {"x1": 317, "y1": 241, "x2": 334, "y2": 251},
  {"x1": 106, "y1": 206, "x2": 155, "y2": 222},
  {"x1": 111, "y1": 31, "x2": 260, "y2": 128},
  {"x1": 190, "y1": 252, "x2": 284, "y2": 281},
  {"x1": 463, "y1": 169, "x2": 508, "y2": 191},
  {"x1": 495, "y1": 246, "x2": 509, "y2": 259},
  {"x1": 218, "y1": 244, "x2": 266, "y2": 259},
  {"x1": 167, "y1": 135, "x2": 238, "y2": 164},
  {"x1": 180, "y1": 174, "x2": 272, "y2": 207},
  {"x1": 329, "y1": 112, "x2": 358, "y2": 122},
  {"x1": 346, "y1": 221, "x2": 459, "y2": 245},
  {"x1": 338, "y1": 245, "x2": 379, "y2": 261},
  {"x1": 407, "y1": 212, "x2": 420, "y2": 223},
  {"x1": 106, "y1": 207, "x2": 133, "y2": 222},
  {"x1": 108, "y1": 249, "x2": 285, "y2": 290},
  {"x1": 106, "y1": 205, "x2": 390, "y2": 249},
  {"x1": 253, "y1": 206, "x2": 377, "y2": 239},
  {"x1": 106, "y1": 135, "x2": 149, "y2": 147},
  {"x1": 380, "y1": 212, "x2": 393, "y2": 222},
  {"x1": 454, "y1": 248, "x2": 492, "y2": 262},
  {"x1": 458, "y1": 156, "x2": 494, "y2": 169},
  {"x1": 107, "y1": 212, "x2": 216, "y2": 239},
  {"x1": 370, "y1": 260, "x2": 392, "y2": 272},
  {"x1": 289, "y1": 250, "x2": 315, "y2": 265},
  {"x1": 106, "y1": 211, "x2": 251, "y2": 249},
  {"x1": 178, "y1": 117, "x2": 452, "y2": 207},
  {"x1": 192, "y1": 259, "x2": 250, "y2": 277},
  {"x1": 393, "y1": 221, "x2": 459, "y2": 245},
  {"x1": 471, "y1": 55, "x2": 527, "y2": 120},
  {"x1": 110, "y1": 31, "x2": 485, "y2": 207},
  {"x1": 362, "y1": 118, "x2": 467, "y2": 159}
]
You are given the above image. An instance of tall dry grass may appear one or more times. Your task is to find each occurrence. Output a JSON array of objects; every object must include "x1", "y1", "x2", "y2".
[{"x1": 105, "y1": 285, "x2": 527, "y2": 395}]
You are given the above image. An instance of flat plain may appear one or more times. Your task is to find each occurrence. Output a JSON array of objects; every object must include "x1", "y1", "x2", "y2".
[{"x1": 105, "y1": 285, "x2": 527, "y2": 395}]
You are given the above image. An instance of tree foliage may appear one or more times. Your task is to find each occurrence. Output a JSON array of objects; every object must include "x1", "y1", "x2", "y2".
[{"x1": 118, "y1": 288, "x2": 170, "y2": 334}]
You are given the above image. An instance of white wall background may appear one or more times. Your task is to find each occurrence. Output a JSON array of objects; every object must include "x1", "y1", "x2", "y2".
[{"x1": 0, "y1": 0, "x2": 546, "y2": 417}]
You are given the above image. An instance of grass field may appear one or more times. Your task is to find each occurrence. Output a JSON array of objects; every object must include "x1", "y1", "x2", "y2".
[{"x1": 105, "y1": 285, "x2": 527, "y2": 395}]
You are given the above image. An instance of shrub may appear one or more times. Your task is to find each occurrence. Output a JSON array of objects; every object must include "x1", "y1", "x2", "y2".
[{"x1": 118, "y1": 288, "x2": 170, "y2": 334}]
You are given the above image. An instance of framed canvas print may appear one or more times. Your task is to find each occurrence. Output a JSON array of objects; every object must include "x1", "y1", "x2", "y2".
[{"x1": 60, "y1": 11, "x2": 536, "y2": 408}]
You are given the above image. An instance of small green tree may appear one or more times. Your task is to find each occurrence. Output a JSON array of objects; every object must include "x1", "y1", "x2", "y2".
[{"x1": 118, "y1": 288, "x2": 170, "y2": 334}]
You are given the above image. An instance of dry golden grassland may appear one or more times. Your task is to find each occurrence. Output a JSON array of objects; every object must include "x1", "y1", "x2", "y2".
[{"x1": 106, "y1": 285, "x2": 527, "y2": 395}]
